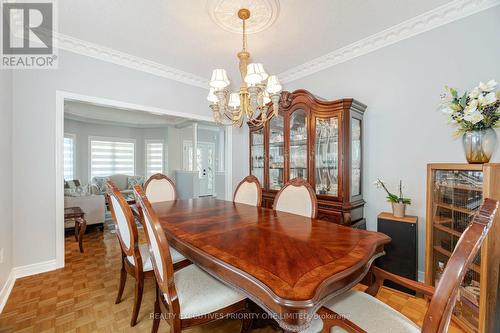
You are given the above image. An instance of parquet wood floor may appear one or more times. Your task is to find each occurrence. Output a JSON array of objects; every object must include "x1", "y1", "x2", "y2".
[{"x1": 0, "y1": 227, "x2": 464, "y2": 333}]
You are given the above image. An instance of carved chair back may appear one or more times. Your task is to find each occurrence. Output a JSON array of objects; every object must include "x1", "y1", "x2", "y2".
[
  {"x1": 106, "y1": 181, "x2": 142, "y2": 267},
  {"x1": 144, "y1": 173, "x2": 177, "y2": 203},
  {"x1": 423, "y1": 198, "x2": 498, "y2": 332},
  {"x1": 233, "y1": 175, "x2": 262, "y2": 206},
  {"x1": 273, "y1": 177, "x2": 318, "y2": 218},
  {"x1": 133, "y1": 185, "x2": 179, "y2": 313}
]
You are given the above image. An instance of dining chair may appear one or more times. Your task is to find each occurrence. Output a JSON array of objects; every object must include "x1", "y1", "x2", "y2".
[
  {"x1": 303, "y1": 198, "x2": 499, "y2": 333},
  {"x1": 106, "y1": 181, "x2": 187, "y2": 327},
  {"x1": 144, "y1": 173, "x2": 177, "y2": 203},
  {"x1": 273, "y1": 177, "x2": 318, "y2": 218},
  {"x1": 133, "y1": 185, "x2": 251, "y2": 333},
  {"x1": 233, "y1": 175, "x2": 262, "y2": 206}
]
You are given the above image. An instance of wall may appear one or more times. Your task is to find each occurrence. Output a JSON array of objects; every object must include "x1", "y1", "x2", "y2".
[
  {"x1": 284, "y1": 7, "x2": 500, "y2": 275},
  {"x1": 11, "y1": 50, "x2": 212, "y2": 268},
  {"x1": 64, "y1": 118, "x2": 169, "y2": 184},
  {"x1": 0, "y1": 70, "x2": 13, "y2": 303}
]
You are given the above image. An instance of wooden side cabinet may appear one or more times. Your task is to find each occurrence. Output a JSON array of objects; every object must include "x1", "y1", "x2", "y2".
[
  {"x1": 425, "y1": 163, "x2": 500, "y2": 333},
  {"x1": 376, "y1": 212, "x2": 418, "y2": 295},
  {"x1": 248, "y1": 89, "x2": 367, "y2": 228}
]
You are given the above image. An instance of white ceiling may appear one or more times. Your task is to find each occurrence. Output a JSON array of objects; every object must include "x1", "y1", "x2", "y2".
[{"x1": 59, "y1": 0, "x2": 455, "y2": 81}]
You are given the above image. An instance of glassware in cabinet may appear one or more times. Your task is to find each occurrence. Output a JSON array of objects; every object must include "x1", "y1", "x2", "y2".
[
  {"x1": 268, "y1": 114, "x2": 284, "y2": 190},
  {"x1": 289, "y1": 109, "x2": 308, "y2": 180},
  {"x1": 250, "y1": 128, "x2": 264, "y2": 186},
  {"x1": 315, "y1": 117, "x2": 339, "y2": 196},
  {"x1": 351, "y1": 118, "x2": 362, "y2": 197}
]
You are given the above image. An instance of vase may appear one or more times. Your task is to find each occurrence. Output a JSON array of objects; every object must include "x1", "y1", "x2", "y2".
[
  {"x1": 462, "y1": 128, "x2": 497, "y2": 164},
  {"x1": 392, "y1": 202, "x2": 406, "y2": 218}
]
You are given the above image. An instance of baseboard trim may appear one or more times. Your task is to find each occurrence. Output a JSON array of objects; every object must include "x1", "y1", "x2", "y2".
[
  {"x1": 0, "y1": 270, "x2": 16, "y2": 313},
  {"x1": 13, "y1": 259, "x2": 58, "y2": 279},
  {"x1": 0, "y1": 259, "x2": 58, "y2": 313}
]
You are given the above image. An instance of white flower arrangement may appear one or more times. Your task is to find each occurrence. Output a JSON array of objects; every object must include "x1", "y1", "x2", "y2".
[{"x1": 439, "y1": 79, "x2": 500, "y2": 135}]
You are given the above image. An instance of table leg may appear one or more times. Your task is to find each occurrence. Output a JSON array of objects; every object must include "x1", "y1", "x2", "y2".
[
  {"x1": 76, "y1": 217, "x2": 86, "y2": 253},
  {"x1": 74, "y1": 219, "x2": 79, "y2": 241}
]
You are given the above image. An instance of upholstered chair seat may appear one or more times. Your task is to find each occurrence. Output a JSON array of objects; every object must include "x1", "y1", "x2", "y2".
[
  {"x1": 274, "y1": 178, "x2": 318, "y2": 218},
  {"x1": 165, "y1": 264, "x2": 246, "y2": 319},
  {"x1": 126, "y1": 243, "x2": 185, "y2": 272},
  {"x1": 302, "y1": 290, "x2": 419, "y2": 333},
  {"x1": 233, "y1": 175, "x2": 262, "y2": 206}
]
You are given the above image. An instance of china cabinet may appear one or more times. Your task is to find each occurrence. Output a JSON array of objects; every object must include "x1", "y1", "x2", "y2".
[
  {"x1": 425, "y1": 163, "x2": 500, "y2": 333},
  {"x1": 248, "y1": 89, "x2": 367, "y2": 228}
]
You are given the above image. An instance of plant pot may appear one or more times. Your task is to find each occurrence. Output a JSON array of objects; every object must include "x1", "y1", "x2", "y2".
[
  {"x1": 392, "y1": 202, "x2": 406, "y2": 218},
  {"x1": 462, "y1": 128, "x2": 497, "y2": 164}
]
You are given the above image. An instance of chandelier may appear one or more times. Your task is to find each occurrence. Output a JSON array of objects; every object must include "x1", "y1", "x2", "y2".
[{"x1": 207, "y1": 8, "x2": 283, "y2": 127}]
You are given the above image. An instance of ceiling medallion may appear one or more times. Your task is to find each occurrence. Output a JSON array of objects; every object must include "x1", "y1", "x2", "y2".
[
  {"x1": 207, "y1": 8, "x2": 282, "y2": 127},
  {"x1": 207, "y1": 0, "x2": 280, "y2": 34}
]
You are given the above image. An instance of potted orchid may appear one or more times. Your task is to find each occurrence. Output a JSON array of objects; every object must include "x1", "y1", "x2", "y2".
[
  {"x1": 374, "y1": 179, "x2": 411, "y2": 218},
  {"x1": 439, "y1": 79, "x2": 500, "y2": 163}
]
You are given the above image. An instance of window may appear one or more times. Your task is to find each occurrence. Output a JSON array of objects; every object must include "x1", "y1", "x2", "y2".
[
  {"x1": 64, "y1": 134, "x2": 75, "y2": 180},
  {"x1": 90, "y1": 137, "x2": 135, "y2": 178},
  {"x1": 145, "y1": 140, "x2": 165, "y2": 177}
]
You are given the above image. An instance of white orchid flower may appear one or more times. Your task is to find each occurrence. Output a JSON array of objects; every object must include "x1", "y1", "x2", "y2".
[
  {"x1": 441, "y1": 107, "x2": 455, "y2": 115},
  {"x1": 463, "y1": 100, "x2": 478, "y2": 115},
  {"x1": 463, "y1": 110, "x2": 484, "y2": 124},
  {"x1": 478, "y1": 92, "x2": 497, "y2": 106},
  {"x1": 478, "y1": 79, "x2": 498, "y2": 92},
  {"x1": 469, "y1": 87, "x2": 480, "y2": 99}
]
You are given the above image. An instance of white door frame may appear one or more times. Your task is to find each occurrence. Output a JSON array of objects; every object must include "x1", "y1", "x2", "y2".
[{"x1": 55, "y1": 90, "x2": 233, "y2": 268}]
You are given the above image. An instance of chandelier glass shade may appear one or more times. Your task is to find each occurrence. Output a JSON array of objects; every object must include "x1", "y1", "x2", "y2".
[{"x1": 208, "y1": 8, "x2": 282, "y2": 127}]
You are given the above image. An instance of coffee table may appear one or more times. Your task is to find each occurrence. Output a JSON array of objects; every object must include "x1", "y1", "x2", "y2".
[{"x1": 64, "y1": 207, "x2": 87, "y2": 253}]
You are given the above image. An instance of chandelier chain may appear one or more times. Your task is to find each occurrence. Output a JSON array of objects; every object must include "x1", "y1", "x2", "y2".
[{"x1": 242, "y1": 19, "x2": 247, "y2": 51}]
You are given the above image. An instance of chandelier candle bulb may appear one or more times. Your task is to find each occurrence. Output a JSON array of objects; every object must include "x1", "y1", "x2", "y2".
[
  {"x1": 207, "y1": 7, "x2": 282, "y2": 127},
  {"x1": 207, "y1": 87, "x2": 218, "y2": 103},
  {"x1": 228, "y1": 93, "x2": 241, "y2": 108}
]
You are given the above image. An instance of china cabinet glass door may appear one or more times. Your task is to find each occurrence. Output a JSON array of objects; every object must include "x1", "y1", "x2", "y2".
[
  {"x1": 351, "y1": 118, "x2": 362, "y2": 197},
  {"x1": 250, "y1": 128, "x2": 264, "y2": 186},
  {"x1": 315, "y1": 117, "x2": 339, "y2": 196},
  {"x1": 268, "y1": 115, "x2": 284, "y2": 190},
  {"x1": 289, "y1": 109, "x2": 308, "y2": 180}
]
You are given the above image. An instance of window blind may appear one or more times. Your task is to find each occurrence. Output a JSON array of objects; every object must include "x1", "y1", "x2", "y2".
[
  {"x1": 64, "y1": 135, "x2": 75, "y2": 180},
  {"x1": 90, "y1": 138, "x2": 135, "y2": 178},
  {"x1": 146, "y1": 140, "x2": 164, "y2": 177}
]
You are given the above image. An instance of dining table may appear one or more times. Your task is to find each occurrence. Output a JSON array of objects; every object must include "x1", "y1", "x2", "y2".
[{"x1": 151, "y1": 198, "x2": 391, "y2": 332}]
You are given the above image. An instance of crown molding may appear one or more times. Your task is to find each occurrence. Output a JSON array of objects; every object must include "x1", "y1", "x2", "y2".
[
  {"x1": 54, "y1": 33, "x2": 209, "y2": 89},
  {"x1": 278, "y1": 0, "x2": 500, "y2": 84}
]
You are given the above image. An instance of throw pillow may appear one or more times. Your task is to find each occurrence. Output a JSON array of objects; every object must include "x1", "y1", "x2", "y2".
[
  {"x1": 93, "y1": 177, "x2": 109, "y2": 193},
  {"x1": 127, "y1": 176, "x2": 144, "y2": 189},
  {"x1": 64, "y1": 179, "x2": 81, "y2": 189}
]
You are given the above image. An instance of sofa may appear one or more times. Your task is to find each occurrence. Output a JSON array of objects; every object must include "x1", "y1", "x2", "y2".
[
  {"x1": 90, "y1": 174, "x2": 144, "y2": 200},
  {"x1": 64, "y1": 195, "x2": 106, "y2": 228}
]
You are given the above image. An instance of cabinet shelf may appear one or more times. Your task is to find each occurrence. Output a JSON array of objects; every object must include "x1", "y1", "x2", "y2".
[
  {"x1": 435, "y1": 202, "x2": 475, "y2": 215},
  {"x1": 437, "y1": 183, "x2": 482, "y2": 192},
  {"x1": 434, "y1": 223, "x2": 462, "y2": 237},
  {"x1": 433, "y1": 246, "x2": 481, "y2": 274}
]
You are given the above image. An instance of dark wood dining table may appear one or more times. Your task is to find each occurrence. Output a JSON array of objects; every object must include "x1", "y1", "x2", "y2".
[{"x1": 152, "y1": 198, "x2": 391, "y2": 332}]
